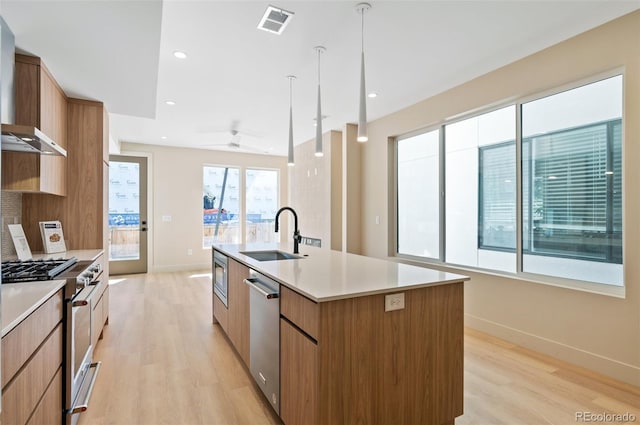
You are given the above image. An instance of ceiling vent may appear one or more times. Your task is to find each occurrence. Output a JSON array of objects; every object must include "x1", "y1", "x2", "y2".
[{"x1": 257, "y1": 5, "x2": 294, "y2": 35}]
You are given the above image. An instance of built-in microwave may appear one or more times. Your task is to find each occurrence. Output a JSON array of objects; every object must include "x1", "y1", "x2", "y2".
[{"x1": 213, "y1": 250, "x2": 228, "y2": 307}]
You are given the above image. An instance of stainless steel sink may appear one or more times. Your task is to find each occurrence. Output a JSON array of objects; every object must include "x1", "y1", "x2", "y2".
[{"x1": 240, "y1": 250, "x2": 303, "y2": 261}]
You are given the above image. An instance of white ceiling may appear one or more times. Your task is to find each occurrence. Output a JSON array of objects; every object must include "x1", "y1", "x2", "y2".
[{"x1": 2, "y1": 1, "x2": 639, "y2": 156}]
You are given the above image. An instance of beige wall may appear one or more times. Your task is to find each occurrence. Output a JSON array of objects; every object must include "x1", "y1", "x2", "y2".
[
  {"x1": 360, "y1": 11, "x2": 640, "y2": 384},
  {"x1": 342, "y1": 124, "x2": 362, "y2": 254},
  {"x1": 120, "y1": 142, "x2": 289, "y2": 272},
  {"x1": 290, "y1": 130, "x2": 342, "y2": 250}
]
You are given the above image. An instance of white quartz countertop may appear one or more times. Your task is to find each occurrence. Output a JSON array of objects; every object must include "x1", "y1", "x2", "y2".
[
  {"x1": 213, "y1": 243, "x2": 469, "y2": 302},
  {"x1": 2, "y1": 280, "x2": 65, "y2": 336},
  {"x1": 1, "y1": 249, "x2": 104, "y2": 337}
]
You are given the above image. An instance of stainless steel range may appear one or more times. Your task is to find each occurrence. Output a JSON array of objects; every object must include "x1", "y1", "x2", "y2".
[{"x1": 2, "y1": 256, "x2": 102, "y2": 425}]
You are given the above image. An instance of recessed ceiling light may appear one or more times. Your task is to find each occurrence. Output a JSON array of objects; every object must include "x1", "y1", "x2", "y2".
[
  {"x1": 173, "y1": 51, "x2": 187, "y2": 59},
  {"x1": 368, "y1": 92, "x2": 378, "y2": 98},
  {"x1": 161, "y1": 136, "x2": 167, "y2": 140},
  {"x1": 165, "y1": 100, "x2": 176, "y2": 106}
]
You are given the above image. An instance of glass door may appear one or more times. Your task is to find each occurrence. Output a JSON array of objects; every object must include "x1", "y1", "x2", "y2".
[{"x1": 108, "y1": 155, "x2": 148, "y2": 274}]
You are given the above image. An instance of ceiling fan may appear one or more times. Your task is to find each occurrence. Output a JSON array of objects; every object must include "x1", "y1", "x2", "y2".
[{"x1": 201, "y1": 123, "x2": 269, "y2": 154}]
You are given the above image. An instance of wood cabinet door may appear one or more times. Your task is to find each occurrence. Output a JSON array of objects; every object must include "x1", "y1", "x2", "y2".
[
  {"x1": 91, "y1": 293, "x2": 104, "y2": 349},
  {"x1": 213, "y1": 292, "x2": 228, "y2": 333},
  {"x1": 227, "y1": 258, "x2": 250, "y2": 366},
  {"x1": 3, "y1": 56, "x2": 68, "y2": 195},
  {"x1": 39, "y1": 65, "x2": 67, "y2": 149},
  {"x1": 280, "y1": 318, "x2": 318, "y2": 425},
  {"x1": 26, "y1": 367, "x2": 62, "y2": 425}
]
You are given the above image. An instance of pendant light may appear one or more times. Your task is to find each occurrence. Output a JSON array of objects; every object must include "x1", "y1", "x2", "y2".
[
  {"x1": 314, "y1": 46, "x2": 326, "y2": 157},
  {"x1": 356, "y1": 2, "x2": 371, "y2": 142},
  {"x1": 286, "y1": 75, "x2": 296, "y2": 166}
]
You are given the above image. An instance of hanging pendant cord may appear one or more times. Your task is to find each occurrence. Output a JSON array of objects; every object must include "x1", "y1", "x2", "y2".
[
  {"x1": 317, "y1": 49, "x2": 321, "y2": 85},
  {"x1": 361, "y1": 9, "x2": 364, "y2": 53}
]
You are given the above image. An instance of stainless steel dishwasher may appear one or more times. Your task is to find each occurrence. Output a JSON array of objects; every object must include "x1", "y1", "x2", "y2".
[{"x1": 244, "y1": 269, "x2": 280, "y2": 414}]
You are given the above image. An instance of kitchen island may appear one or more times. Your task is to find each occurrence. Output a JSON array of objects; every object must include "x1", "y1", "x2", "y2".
[{"x1": 213, "y1": 243, "x2": 470, "y2": 425}]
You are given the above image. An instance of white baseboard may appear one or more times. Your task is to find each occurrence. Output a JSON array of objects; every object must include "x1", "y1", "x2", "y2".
[
  {"x1": 465, "y1": 313, "x2": 640, "y2": 387},
  {"x1": 151, "y1": 263, "x2": 210, "y2": 273}
]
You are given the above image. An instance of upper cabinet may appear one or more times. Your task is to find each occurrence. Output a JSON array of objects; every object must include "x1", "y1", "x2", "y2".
[
  {"x1": 22, "y1": 99, "x2": 109, "y2": 255},
  {"x1": 2, "y1": 54, "x2": 68, "y2": 195}
]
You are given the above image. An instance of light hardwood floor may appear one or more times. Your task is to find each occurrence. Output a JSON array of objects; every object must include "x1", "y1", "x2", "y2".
[{"x1": 80, "y1": 271, "x2": 640, "y2": 425}]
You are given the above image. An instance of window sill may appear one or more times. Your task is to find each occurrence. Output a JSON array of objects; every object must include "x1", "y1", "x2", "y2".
[{"x1": 390, "y1": 255, "x2": 625, "y2": 299}]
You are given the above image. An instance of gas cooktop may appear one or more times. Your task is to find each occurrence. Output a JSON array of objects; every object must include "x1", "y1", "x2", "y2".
[{"x1": 1, "y1": 257, "x2": 78, "y2": 283}]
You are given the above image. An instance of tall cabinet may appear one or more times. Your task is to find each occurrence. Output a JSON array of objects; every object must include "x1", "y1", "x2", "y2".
[
  {"x1": 22, "y1": 98, "x2": 109, "y2": 257},
  {"x1": 22, "y1": 97, "x2": 111, "y2": 341}
]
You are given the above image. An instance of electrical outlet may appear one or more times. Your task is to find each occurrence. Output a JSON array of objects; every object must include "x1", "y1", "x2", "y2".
[
  {"x1": 385, "y1": 293, "x2": 405, "y2": 312},
  {"x1": 162, "y1": 215, "x2": 172, "y2": 222},
  {"x1": 187, "y1": 249, "x2": 193, "y2": 255}
]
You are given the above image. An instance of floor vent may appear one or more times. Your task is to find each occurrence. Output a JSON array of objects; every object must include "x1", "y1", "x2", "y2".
[{"x1": 257, "y1": 5, "x2": 294, "y2": 35}]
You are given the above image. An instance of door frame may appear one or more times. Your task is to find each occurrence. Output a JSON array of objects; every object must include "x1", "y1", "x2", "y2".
[{"x1": 108, "y1": 154, "x2": 149, "y2": 275}]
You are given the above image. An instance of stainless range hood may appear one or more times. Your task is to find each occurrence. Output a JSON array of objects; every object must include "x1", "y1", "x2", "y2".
[
  {"x1": 0, "y1": 16, "x2": 66, "y2": 157},
  {"x1": 1, "y1": 124, "x2": 67, "y2": 155}
]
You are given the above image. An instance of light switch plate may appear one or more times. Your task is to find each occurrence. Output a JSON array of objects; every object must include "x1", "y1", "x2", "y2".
[{"x1": 385, "y1": 293, "x2": 405, "y2": 312}]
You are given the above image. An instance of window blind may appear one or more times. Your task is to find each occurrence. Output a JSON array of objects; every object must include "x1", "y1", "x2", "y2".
[
  {"x1": 479, "y1": 142, "x2": 516, "y2": 249},
  {"x1": 522, "y1": 119, "x2": 622, "y2": 263}
]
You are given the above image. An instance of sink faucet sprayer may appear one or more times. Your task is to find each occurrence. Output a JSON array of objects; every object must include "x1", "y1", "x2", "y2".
[{"x1": 275, "y1": 207, "x2": 301, "y2": 254}]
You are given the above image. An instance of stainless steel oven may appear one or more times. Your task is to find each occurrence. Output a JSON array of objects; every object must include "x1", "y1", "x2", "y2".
[
  {"x1": 213, "y1": 250, "x2": 228, "y2": 307},
  {"x1": 59, "y1": 259, "x2": 103, "y2": 425},
  {"x1": 1, "y1": 256, "x2": 103, "y2": 425}
]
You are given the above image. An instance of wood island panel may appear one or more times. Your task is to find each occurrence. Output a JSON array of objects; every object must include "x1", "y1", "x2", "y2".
[
  {"x1": 280, "y1": 285, "x2": 319, "y2": 341},
  {"x1": 227, "y1": 258, "x2": 250, "y2": 366},
  {"x1": 280, "y1": 318, "x2": 319, "y2": 425},
  {"x1": 213, "y1": 292, "x2": 229, "y2": 334},
  {"x1": 317, "y1": 282, "x2": 464, "y2": 425}
]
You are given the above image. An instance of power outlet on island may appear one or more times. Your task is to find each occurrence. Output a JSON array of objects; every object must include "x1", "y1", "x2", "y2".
[{"x1": 385, "y1": 293, "x2": 405, "y2": 312}]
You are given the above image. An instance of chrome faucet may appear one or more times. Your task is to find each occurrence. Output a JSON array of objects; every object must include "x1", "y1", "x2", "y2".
[{"x1": 275, "y1": 206, "x2": 301, "y2": 254}]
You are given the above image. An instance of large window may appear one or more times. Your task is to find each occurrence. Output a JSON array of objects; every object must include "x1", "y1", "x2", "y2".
[
  {"x1": 203, "y1": 166, "x2": 240, "y2": 247},
  {"x1": 521, "y1": 75, "x2": 622, "y2": 285},
  {"x1": 445, "y1": 105, "x2": 516, "y2": 272},
  {"x1": 397, "y1": 129, "x2": 440, "y2": 259},
  {"x1": 203, "y1": 166, "x2": 280, "y2": 247},
  {"x1": 245, "y1": 168, "x2": 279, "y2": 244},
  {"x1": 396, "y1": 74, "x2": 623, "y2": 289}
]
